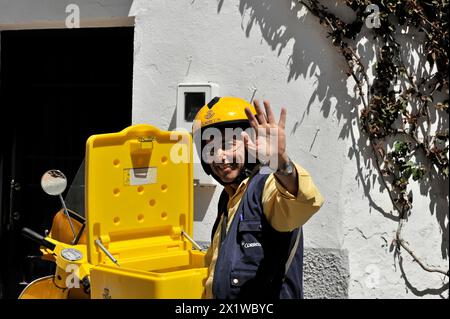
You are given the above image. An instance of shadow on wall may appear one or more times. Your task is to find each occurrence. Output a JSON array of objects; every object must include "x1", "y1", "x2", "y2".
[
  {"x1": 217, "y1": 0, "x2": 449, "y2": 297},
  {"x1": 399, "y1": 255, "x2": 449, "y2": 299}
]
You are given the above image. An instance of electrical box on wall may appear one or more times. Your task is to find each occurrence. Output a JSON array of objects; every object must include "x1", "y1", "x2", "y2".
[
  {"x1": 176, "y1": 83, "x2": 219, "y2": 131},
  {"x1": 176, "y1": 83, "x2": 219, "y2": 187}
]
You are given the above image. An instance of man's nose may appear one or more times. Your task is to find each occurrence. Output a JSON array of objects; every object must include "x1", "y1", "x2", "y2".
[{"x1": 216, "y1": 148, "x2": 232, "y2": 163}]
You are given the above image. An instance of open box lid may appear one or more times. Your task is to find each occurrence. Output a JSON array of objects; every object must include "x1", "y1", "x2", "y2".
[{"x1": 85, "y1": 124, "x2": 194, "y2": 265}]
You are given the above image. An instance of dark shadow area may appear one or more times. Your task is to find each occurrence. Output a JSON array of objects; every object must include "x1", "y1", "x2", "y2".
[{"x1": 0, "y1": 27, "x2": 133, "y2": 299}]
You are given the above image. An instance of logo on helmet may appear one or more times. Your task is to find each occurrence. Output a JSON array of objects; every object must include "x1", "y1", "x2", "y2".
[{"x1": 204, "y1": 109, "x2": 215, "y2": 120}]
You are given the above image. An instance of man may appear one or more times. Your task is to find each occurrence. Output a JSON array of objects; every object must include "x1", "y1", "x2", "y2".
[{"x1": 192, "y1": 96, "x2": 324, "y2": 299}]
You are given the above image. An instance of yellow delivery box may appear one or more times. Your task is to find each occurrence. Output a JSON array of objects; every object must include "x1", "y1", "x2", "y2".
[{"x1": 85, "y1": 124, "x2": 208, "y2": 299}]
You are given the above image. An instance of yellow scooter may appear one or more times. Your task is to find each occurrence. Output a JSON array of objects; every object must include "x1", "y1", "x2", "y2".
[
  {"x1": 18, "y1": 124, "x2": 208, "y2": 299},
  {"x1": 19, "y1": 170, "x2": 92, "y2": 299}
]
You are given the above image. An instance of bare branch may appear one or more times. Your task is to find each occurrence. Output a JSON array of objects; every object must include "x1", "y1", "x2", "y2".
[{"x1": 396, "y1": 219, "x2": 449, "y2": 276}]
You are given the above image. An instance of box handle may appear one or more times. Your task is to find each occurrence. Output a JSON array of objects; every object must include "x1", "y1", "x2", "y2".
[{"x1": 181, "y1": 229, "x2": 204, "y2": 251}]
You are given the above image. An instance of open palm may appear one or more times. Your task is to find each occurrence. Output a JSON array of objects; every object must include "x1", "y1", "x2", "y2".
[{"x1": 242, "y1": 100, "x2": 287, "y2": 170}]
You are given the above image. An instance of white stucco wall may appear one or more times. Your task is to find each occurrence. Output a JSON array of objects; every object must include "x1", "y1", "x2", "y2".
[
  {"x1": 130, "y1": 0, "x2": 448, "y2": 299},
  {"x1": 130, "y1": 0, "x2": 345, "y2": 248}
]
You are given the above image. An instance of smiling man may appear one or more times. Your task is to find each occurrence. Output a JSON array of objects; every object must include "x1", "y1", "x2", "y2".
[{"x1": 192, "y1": 96, "x2": 324, "y2": 299}]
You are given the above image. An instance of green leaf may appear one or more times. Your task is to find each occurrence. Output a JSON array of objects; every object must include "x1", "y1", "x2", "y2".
[
  {"x1": 412, "y1": 167, "x2": 425, "y2": 181},
  {"x1": 443, "y1": 167, "x2": 449, "y2": 177},
  {"x1": 403, "y1": 167, "x2": 412, "y2": 179},
  {"x1": 394, "y1": 141, "x2": 403, "y2": 152}
]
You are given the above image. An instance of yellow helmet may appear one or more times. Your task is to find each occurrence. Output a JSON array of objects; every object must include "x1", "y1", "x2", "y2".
[
  {"x1": 192, "y1": 96, "x2": 258, "y2": 179},
  {"x1": 192, "y1": 96, "x2": 256, "y2": 134}
]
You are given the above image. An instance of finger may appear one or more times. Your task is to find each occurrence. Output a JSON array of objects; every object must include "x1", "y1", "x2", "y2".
[
  {"x1": 253, "y1": 99, "x2": 267, "y2": 125},
  {"x1": 263, "y1": 100, "x2": 276, "y2": 125},
  {"x1": 241, "y1": 131, "x2": 256, "y2": 150},
  {"x1": 245, "y1": 107, "x2": 259, "y2": 131},
  {"x1": 278, "y1": 107, "x2": 287, "y2": 129}
]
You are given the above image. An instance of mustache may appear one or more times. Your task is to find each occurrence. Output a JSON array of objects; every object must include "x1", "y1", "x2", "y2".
[{"x1": 212, "y1": 162, "x2": 240, "y2": 170}]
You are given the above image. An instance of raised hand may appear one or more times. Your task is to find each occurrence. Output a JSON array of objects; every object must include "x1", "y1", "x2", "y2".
[{"x1": 241, "y1": 99, "x2": 289, "y2": 171}]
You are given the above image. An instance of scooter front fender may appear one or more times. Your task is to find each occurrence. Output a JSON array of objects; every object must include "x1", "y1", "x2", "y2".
[{"x1": 18, "y1": 275, "x2": 69, "y2": 299}]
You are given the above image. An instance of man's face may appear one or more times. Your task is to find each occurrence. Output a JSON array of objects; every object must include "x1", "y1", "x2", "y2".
[{"x1": 205, "y1": 129, "x2": 246, "y2": 184}]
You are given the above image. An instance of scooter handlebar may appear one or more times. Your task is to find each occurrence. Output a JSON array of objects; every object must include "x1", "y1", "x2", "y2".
[{"x1": 21, "y1": 227, "x2": 56, "y2": 251}]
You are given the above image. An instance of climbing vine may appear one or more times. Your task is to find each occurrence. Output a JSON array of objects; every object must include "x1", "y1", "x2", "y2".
[{"x1": 299, "y1": 0, "x2": 449, "y2": 276}]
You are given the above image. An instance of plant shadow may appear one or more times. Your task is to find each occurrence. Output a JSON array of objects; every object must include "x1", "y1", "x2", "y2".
[{"x1": 220, "y1": 0, "x2": 449, "y2": 297}]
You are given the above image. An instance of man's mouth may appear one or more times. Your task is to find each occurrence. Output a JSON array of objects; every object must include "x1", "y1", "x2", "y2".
[{"x1": 214, "y1": 162, "x2": 238, "y2": 171}]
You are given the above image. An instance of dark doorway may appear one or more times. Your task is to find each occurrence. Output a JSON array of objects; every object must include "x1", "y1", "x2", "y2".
[{"x1": 0, "y1": 27, "x2": 133, "y2": 298}]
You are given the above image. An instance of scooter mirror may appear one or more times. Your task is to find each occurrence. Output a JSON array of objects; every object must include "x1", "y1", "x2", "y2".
[{"x1": 41, "y1": 170, "x2": 67, "y2": 196}]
